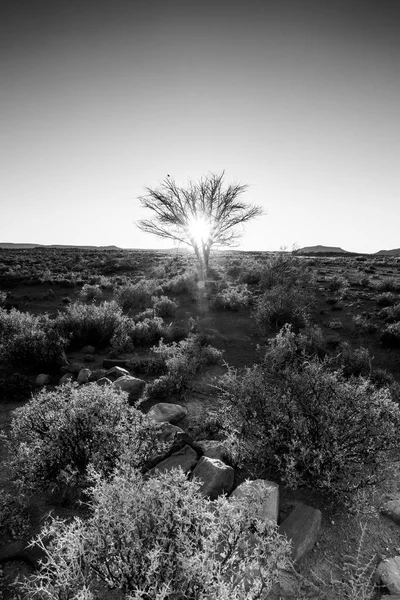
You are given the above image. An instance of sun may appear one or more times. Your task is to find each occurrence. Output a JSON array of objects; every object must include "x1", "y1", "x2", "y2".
[{"x1": 187, "y1": 215, "x2": 211, "y2": 246}]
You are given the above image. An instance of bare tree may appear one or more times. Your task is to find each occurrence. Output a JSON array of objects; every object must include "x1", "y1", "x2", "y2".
[{"x1": 137, "y1": 172, "x2": 264, "y2": 272}]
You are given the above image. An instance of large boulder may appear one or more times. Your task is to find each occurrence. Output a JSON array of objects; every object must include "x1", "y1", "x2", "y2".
[
  {"x1": 191, "y1": 457, "x2": 235, "y2": 499},
  {"x1": 148, "y1": 445, "x2": 198, "y2": 476},
  {"x1": 156, "y1": 422, "x2": 187, "y2": 444},
  {"x1": 381, "y1": 496, "x2": 400, "y2": 526},
  {"x1": 193, "y1": 440, "x2": 228, "y2": 461},
  {"x1": 81, "y1": 345, "x2": 95, "y2": 354},
  {"x1": 230, "y1": 479, "x2": 279, "y2": 525},
  {"x1": 147, "y1": 402, "x2": 187, "y2": 425},
  {"x1": 113, "y1": 375, "x2": 146, "y2": 402},
  {"x1": 77, "y1": 368, "x2": 91, "y2": 384},
  {"x1": 35, "y1": 374, "x2": 50, "y2": 386},
  {"x1": 375, "y1": 556, "x2": 400, "y2": 594},
  {"x1": 279, "y1": 503, "x2": 321, "y2": 563},
  {"x1": 106, "y1": 366, "x2": 130, "y2": 380}
]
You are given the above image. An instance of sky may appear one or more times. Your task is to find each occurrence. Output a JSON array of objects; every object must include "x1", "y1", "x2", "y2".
[{"x1": 1, "y1": 0, "x2": 399, "y2": 253}]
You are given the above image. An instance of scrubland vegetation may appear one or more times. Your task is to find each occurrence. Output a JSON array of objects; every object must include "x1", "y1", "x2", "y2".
[{"x1": 1, "y1": 246, "x2": 400, "y2": 597}]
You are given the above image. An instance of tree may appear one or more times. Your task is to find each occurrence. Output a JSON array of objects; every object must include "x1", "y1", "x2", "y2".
[{"x1": 137, "y1": 172, "x2": 264, "y2": 272}]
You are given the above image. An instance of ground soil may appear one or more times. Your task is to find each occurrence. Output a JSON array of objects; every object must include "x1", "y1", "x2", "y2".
[{"x1": 1, "y1": 248, "x2": 400, "y2": 598}]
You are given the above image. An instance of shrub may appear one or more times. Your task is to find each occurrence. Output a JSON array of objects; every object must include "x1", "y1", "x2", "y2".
[
  {"x1": 210, "y1": 283, "x2": 251, "y2": 311},
  {"x1": 20, "y1": 467, "x2": 290, "y2": 599},
  {"x1": 378, "y1": 303, "x2": 400, "y2": 323},
  {"x1": 375, "y1": 277, "x2": 400, "y2": 292},
  {"x1": 237, "y1": 259, "x2": 263, "y2": 284},
  {"x1": 78, "y1": 284, "x2": 103, "y2": 302},
  {"x1": 0, "y1": 290, "x2": 7, "y2": 305},
  {"x1": 376, "y1": 292, "x2": 397, "y2": 307},
  {"x1": 0, "y1": 308, "x2": 66, "y2": 368},
  {"x1": 259, "y1": 252, "x2": 314, "y2": 291},
  {"x1": 6, "y1": 383, "x2": 165, "y2": 501},
  {"x1": 151, "y1": 294, "x2": 177, "y2": 317},
  {"x1": 381, "y1": 322, "x2": 400, "y2": 348},
  {"x1": 217, "y1": 327, "x2": 400, "y2": 499},
  {"x1": 114, "y1": 280, "x2": 161, "y2": 312},
  {"x1": 336, "y1": 342, "x2": 372, "y2": 378},
  {"x1": 326, "y1": 275, "x2": 349, "y2": 296},
  {"x1": 352, "y1": 314, "x2": 377, "y2": 334},
  {"x1": 254, "y1": 284, "x2": 311, "y2": 333},
  {"x1": 147, "y1": 334, "x2": 222, "y2": 398},
  {"x1": 109, "y1": 315, "x2": 167, "y2": 355},
  {"x1": 56, "y1": 301, "x2": 125, "y2": 349},
  {"x1": 162, "y1": 270, "x2": 198, "y2": 296}
]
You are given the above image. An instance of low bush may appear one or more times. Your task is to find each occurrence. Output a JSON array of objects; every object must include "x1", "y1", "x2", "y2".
[
  {"x1": 381, "y1": 322, "x2": 400, "y2": 348},
  {"x1": 378, "y1": 303, "x2": 400, "y2": 323},
  {"x1": 352, "y1": 314, "x2": 377, "y2": 334},
  {"x1": 78, "y1": 283, "x2": 103, "y2": 302},
  {"x1": 336, "y1": 342, "x2": 372, "y2": 378},
  {"x1": 259, "y1": 252, "x2": 314, "y2": 291},
  {"x1": 326, "y1": 275, "x2": 349, "y2": 297},
  {"x1": 109, "y1": 315, "x2": 167, "y2": 355},
  {"x1": 0, "y1": 308, "x2": 66, "y2": 368},
  {"x1": 376, "y1": 292, "x2": 397, "y2": 307},
  {"x1": 56, "y1": 301, "x2": 124, "y2": 350},
  {"x1": 210, "y1": 283, "x2": 251, "y2": 311},
  {"x1": 151, "y1": 294, "x2": 177, "y2": 317},
  {"x1": 114, "y1": 280, "x2": 161, "y2": 312},
  {"x1": 20, "y1": 467, "x2": 290, "y2": 599},
  {"x1": 375, "y1": 277, "x2": 400, "y2": 292},
  {"x1": 162, "y1": 270, "x2": 198, "y2": 296},
  {"x1": 217, "y1": 326, "x2": 400, "y2": 499},
  {"x1": 6, "y1": 383, "x2": 165, "y2": 501},
  {"x1": 254, "y1": 284, "x2": 311, "y2": 333},
  {"x1": 147, "y1": 334, "x2": 222, "y2": 398}
]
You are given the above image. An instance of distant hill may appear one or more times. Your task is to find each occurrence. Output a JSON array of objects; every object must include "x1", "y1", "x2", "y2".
[
  {"x1": 375, "y1": 248, "x2": 400, "y2": 256},
  {"x1": 298, "y1": 245, "x2": 349, "y2": 254},
  {"x1": 0, "y1": 243, "x2": 120, "y2": 250}
]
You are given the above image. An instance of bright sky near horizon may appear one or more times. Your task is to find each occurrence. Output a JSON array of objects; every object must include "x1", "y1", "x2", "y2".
[{"x1": 1, "y1": 0, "x2": 399, "y2": 253}]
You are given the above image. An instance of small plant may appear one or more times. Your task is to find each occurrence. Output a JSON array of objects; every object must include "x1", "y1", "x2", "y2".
[
  {"x1": 381, "y1": 322, "x2": 400, "y2": 348},
  {"x1": 210, "y1": 283, "x2": 252, "y2": 311},
  {"x1": 254, "y1": 284, "x2": 311, "y2": 332},
  {"x1": 146, "y1": 334, "x2": 222, "y2": 398},
  {"x1": 376, "y1": 292, "x2": 397, "y2": 307},
  {"x1": 20, "y1": 467, "x2": 290, "y2": 599},
  {"x1": 375, "y1": 277, "x2": 400, "y2": 292},
  {"x1": 78, "y1": 283, "x2": 103, "y2": 302},
  {"x1": 151, "y1": 294, "x2": 178, "y2": 317},
  {"x1": 0, "y1": 308, "x2": 66, "y2": 368},
  {"x1": 378, "y1": 303, "x2": 400, "y2": 323},
  {"x1": 336, "y1": 342, "x2": 372, "y2": 378},
  {"x1": 352, "y1": 314, "x2": 377, "y2": 335},
  {"x1": 114, "y1": 280, "x2": 161, "y2": 312},
  {"x1": 217, "y1": 326, "x2": 400, "y2": 499},
  {"x1": 6, "y1": 383, "x2": 166, "y2": 501}
]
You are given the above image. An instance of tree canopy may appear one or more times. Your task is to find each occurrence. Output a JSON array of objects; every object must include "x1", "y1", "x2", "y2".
[{"x1": 137, "y1": 172, "x2": 264, "y2": 271}]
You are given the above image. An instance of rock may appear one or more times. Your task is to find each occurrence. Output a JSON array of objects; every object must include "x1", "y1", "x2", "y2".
[
  {"x1": 381, "y1": 496, "x2": 400, "y2": 526},
  {"x1": 0, "y1": 539, "x2": 47, "y2": 567},
  {"x1": 103, "y1": 358, "x2": 130, "y2": 370},
  {"x1": 96, "y1": 377, "x2": 113, "y2": 387},
  {"x1": 375, "y1": 557, "x2": 400, "y2": 594},
  {"x1": 113, "y1": 375, "x2": 146, "y2": 402},
  {"x1": 35, "y1": 374, "x2": 50, "y2": 386},
  {"x1": 279, "y1": 503, "x2": 321, "y2": 563},
  {"x1": 230, "y1": 479, "x2": 279, "y2": 524},
  {"x1": 81, "y1": 345, "x2": 95, "y2": 354},
  {"x1": 77, "y1": 368, "x2": 91, "y2": 384},
  {"x1": 55, "y1": 350, "x2": 69, "y2": 367},
  {"x1": 191, "y1": 457, "x2": 235, "y2": 499},
  {"x1": 147, "y1": 403, "x2": 187, "y2": 425},
  {"x1": 59, "y1": 373, "x2": 75, "y2": 385},
  {"x1": 148, "y1": 445, "x2": 198, "y2": 476},
  {"x1": 193, "y1": 440, "x2": 228, "y2": 461},
  {"x1": 105, "y1": 366, "x2": 130, "y2": 380},
  {"x1": 84, "y1": 354, "x2": 95, "y2": 362},
  {"x1": 156, "y1": 422, "x2": 187, "y2": 444}
]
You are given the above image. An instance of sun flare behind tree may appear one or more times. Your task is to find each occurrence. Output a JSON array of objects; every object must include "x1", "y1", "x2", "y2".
[{"x1": 137, "y1": 172, "x2": 264, "y2": 273}]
